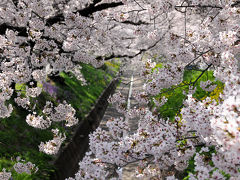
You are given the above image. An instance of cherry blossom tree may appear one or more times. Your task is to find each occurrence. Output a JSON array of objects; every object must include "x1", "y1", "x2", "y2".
[
  {"x1": 66, "y1": 0, "x2": 240, "y2": 179},
  {"x1": 0, "y1": 0, "x2": 240, "y2": 179}
]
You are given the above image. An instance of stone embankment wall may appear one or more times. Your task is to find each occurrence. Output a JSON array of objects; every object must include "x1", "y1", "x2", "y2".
[{"x1": 51, "y1": 78, "x2": 119, "y2": 180}]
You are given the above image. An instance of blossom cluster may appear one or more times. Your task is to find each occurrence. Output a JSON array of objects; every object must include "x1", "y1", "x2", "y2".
[
  {"x1": 200, "y1": 80, "x2": 217, "y2": 92},
  {"x1": 70, "y1": 0, "x2": 240, "y2": 179},
  {"x1": 13, "y1": 158, "x2": 38, "y2": 175},
  {"x1": 39, "y1": 128, "x2": 66, "y2": 155},
  {"x1": 50, "y1": 101, "x2": 79, "y2": 127},
  {"x1": 0, "y1": 169, "x2": 11, "y2": 180},
  {"x1": 0, "y1": 0, "x2": 240, "y2": 179},
  {"x1": 0, "y1": 157, "x2": 38, "y2": 180},
  {"x1": 26, "y1": 113, "x2": 52, "y2": 129},
  {"x1": 143, "y1": 63, "x2": 184, "y2": 96}
]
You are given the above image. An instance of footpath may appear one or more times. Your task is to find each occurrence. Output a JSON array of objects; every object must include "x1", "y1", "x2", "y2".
[{"x1": 99, "y1": 61, "x2": 148, "y2": 180}]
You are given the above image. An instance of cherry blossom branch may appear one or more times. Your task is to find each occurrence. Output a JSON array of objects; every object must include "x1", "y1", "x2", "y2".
[
  {"x1": 176, "y1": 136, "x2": 199, "y2": 141},
  {"x1": 185, "y1": 49, "x2": 212, "y2": 67},
  {"x1": 158, "y1": 83, "x2": 190, "y2": 96},
  {"x1": 98, "y1": 30, "x2": 169, "y2": 61},
  {"x1": 133, "y1": 0, "x2": 145, "y2": 10},
  {"x1": 192, "y1": 63, "x2": 212, "y2": 86},
  {"x1": 120, "y1": 20, "x2": 150, "y2": 25},
  {"x1": 46, "y1": 1, "x2": 124, "y2": 26},
  {"x1": 175, "y1": 4, "x2": 223, "y2": 9},
  {"x1": 120, "y1": 154, "x2": 154, "y2": 168}
]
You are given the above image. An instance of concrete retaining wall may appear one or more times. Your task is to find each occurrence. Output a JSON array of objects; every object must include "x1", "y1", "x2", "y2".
[{"x1": 50, "y1": 78, "x2": 119, "y2": 180}]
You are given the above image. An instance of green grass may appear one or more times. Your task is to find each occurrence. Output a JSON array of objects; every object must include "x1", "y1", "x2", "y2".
[
  {"x1": 0, "y1": 61, "x2": 120, "y2": 179},
  {"x1": 151, "y1": 67, "x2": 224, "y2": 120},
  {"x1": 0, "y1": 106, "x2": 54, "y2": 179},
  {"x1": 57, "y1": 63, "x2": 114, "y2": 119}
]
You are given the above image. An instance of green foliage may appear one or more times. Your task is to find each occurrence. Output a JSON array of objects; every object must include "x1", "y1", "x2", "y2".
[
  {"x1": 0, "y1": 61, "x2": 120, "y2": 179},
  {"x1": 104, "y1": 59, "x2": 121, "y2": 75},
  {"x1": 181, "y1": 146, "x2": 231, "y2": 180},
  {"x1": 183, "y1": 69, "x2": 223, "y2": 100},
  {"x1": 152, "y1": 68, "x2": 224, "y2": 120},
  {"x1": 152, "y1": 63, "x2": 163, "y2": 71},
  {"x1": 182, "y1": 155, "x2": 195, "y2": 180},
  {"x1": 155, "y1": 82, "x2": 187, "y2": 120}
]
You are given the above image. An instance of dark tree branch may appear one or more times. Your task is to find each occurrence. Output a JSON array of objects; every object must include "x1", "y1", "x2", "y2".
[
  {"x1": 177, "y1": 136, "x2": 199, "y2": 141},
  {"x1": 185, "y1": 49, "x2": 212, "y2": 67},
  {"x1": 0, "y1": 23, "x2": 27, "y2": 36},
  {"x1": 120, "y1": 20, "x2": 150, "y2": 26},
  {"x1": 192, "y1": 63, "x2": 212, "y2": 86},
  {"x1": 79, "y1": 2, "x2": 123, "y2": 17},
  {"x1": 12, "y1": 0, "x2": 19, "y2": 7},
  {"x1": 133, "y1": 0, "x2": 144, "y2": 10},
  {"x1": 231, "y1": 1, "x2": 240, "y2": 7},
  {"x1": 175, "y1": 4, "x2": 223, "y2": 9},
  {"x1": 96, "y1": 38, "x2": 162, "y2": 60},
  {"x1": 46, "y1": 14, "x2": 65, "y2": 26},
  {"x1": 46, "y1": 1, "x2": 124, "y2": 26},
  {"x1": 46, "y1": 0, "x2": 102, "y2": 25}
]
